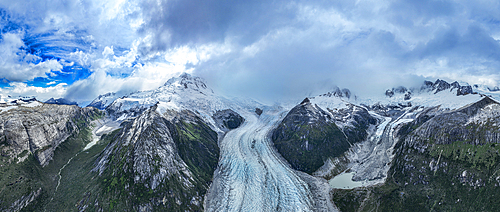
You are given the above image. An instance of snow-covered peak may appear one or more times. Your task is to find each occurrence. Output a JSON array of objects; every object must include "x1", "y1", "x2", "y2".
[
  {"x1": 307, "y1": 87, "x2": 354, "y2": 111},
  {"x1": 87, "y1": 92, "x2": 119, "y2": 110},
  {"x1": 45, "y1": 98, "x2": 78, "y2": 106},
  {"x1": 105, "y1": 73, "x2": 264, "y2": 129},
  {"x1": 387, "y1": 79, "x2": 473, "y2": 97},
  {"x1": 161, "y1": 72, "x2": 213, "y2": 95},
  {"x1": 363, "y1": 79, "x2": 482, "y2": 110}
]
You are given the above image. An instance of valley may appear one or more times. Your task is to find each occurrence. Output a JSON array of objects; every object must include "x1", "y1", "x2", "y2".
[{"x1": 1, "y1": 75, "x2": 500, "y2": 211}]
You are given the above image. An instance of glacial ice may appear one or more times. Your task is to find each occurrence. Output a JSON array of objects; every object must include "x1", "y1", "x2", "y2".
[{"x1": 205, "y1": 108, "x2": 332, "y2": 211}]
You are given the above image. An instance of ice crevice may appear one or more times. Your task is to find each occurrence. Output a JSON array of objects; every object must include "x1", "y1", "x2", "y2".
[{"x1": 205, "y1": 108, "x2": 337, "y2": 211}]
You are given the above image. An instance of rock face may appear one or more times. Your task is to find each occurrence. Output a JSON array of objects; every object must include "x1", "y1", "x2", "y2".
[
  {"x1": 212, "y1": 109, "x2": 245, "y2": 132},
  {"x1": 319, "y1": 87, "x2": 353, "y2": 99},
  {"x1": 327, "y1": 104, "x2": 377, "y2": 145},
  {"x1": 45, "y1": 98, "x2": 78, "y2": 106},
  {"x1": 6, "y1": 188, "x2": 41, "y2": 212},
  {"x1": 92, "y1": 105, "x2": 219, "y2": 211},
  {"x1": 87, "y1": 92, "x2": 118, "y2": 110},
  {"x1": 271, "y1": 99, "x2": 350, "y2": 174},
  {"x1": 0, "y1": 102, "x2": 101, "y2": 166},
  {"x1": 386, "y1": 79, "x2": 474, "y2": 100},
  {"x1": 405, "y1": 97, "x2": 500, "y2": 146},
  {"x1": 332, "y1": 97, "x2": 500, "y2": 211}
]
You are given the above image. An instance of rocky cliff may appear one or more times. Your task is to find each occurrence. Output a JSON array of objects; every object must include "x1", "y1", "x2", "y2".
[
  {"x1": 90, "y1": 105, "x2": 220, "y2": 211},
  {"x1": 331, "y1": 97, "x2": 500, "y2": 211},
  {"x1": 0, "y1": 101, "x2": 102, "y2": 212},
  {"x1": 272, "y1": 99, "x2": 348, "y2": 174},
  {"x1": 0, "y1": 101, "x2": 102, "y2": 166}
]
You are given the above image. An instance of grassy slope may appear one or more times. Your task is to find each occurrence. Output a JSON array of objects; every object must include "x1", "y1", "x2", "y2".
[
  {"x1": 331, "y1": 122, "x2": 500, "y2": 212},
  {"x1": 0, "y1": 109, "x2": 104, "y2": 211},
  {"x1": 84, "y1": 118, "x2": 219, "y2": 211},
  {"x1": 1, "y1": 107, "x2": 220, "y2": 211},
  {"x1": 273, "y1": 122, "x2": 349, "y2": 174}
]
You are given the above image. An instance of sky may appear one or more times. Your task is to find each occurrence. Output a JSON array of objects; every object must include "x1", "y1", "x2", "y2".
[{"x1": 1, "y1": 0, "x2": 500, "y2": 105}]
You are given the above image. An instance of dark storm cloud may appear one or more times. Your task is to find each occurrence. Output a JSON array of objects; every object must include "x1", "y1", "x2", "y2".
[
  {"x1": 183, "y1": 0, "x2": 500, "y2": 103},
  {"x1": 138, "y1": 0, "x2": 301, "y2": 51},
  {"x1": 2, "y1": 0, "x2": 500, "y2": 104}
]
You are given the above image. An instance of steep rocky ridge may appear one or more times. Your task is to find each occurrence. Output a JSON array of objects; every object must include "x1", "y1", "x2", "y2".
[
  {"x1": 327, "y1": 104, "x2": 377, "y2": 146},
  {"x1": 273, "y1": 99, "x2": 354, "y2": 174},
  {"x1": 0, "y1": 102, "x2": 102, "y2": 166},
  {"x1": 385, "y1": 79, "x2": 474, "y2": 100},
  {"x1": 87, "y1": 92, "x2": 118, "y2": 110},
  {"x1": 212, "y1": 109, "x2": 245, "y2": 132},
  {"x1": 404, "y1": 96, "x2": 500, "y2": 146},
  {"x1": 0, "y1": 103, "x2": 102, "y2": 212},
  {"x1": 90, "y1": 105, "x2": 220, "y2": 211},
  {"x1": 331, "y1": 96, "x2": 500, "y2": 211}
]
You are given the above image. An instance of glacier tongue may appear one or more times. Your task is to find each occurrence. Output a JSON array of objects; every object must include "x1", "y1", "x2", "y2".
[
  {"x1": 328, "y1": 109, "x2": 416, "y2": 188},
  {"x1": 205, "y1": 108, "x2": 337, "y2": 211}
]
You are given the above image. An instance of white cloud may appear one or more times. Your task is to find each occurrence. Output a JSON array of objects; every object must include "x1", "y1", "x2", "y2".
[
  {"x1": 0, "y1": 32, "x2": 63, "y2": 81},
  {"x1": 2, "y1": 0, "x2": 500, "y2": 104},
  {"x1": 0, "y1": 82, "x2": 68, "y2": 101}
]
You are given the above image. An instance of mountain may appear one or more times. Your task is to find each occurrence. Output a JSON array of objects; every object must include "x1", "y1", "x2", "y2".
[
  {"x1": 91, "y1": 106, "x2": 220, "y2": 211},
  {"x1": 272, "y1": 98, "x2": 350, "y2": 174},
  {"x1": 271, "y1": 97, "x2": 376, "y2": 174},
  {"x1": 2, "y1": 75, "x2": 500, "y2": 211},
  {"x1": 87, "y1": 92, "x2": 118, "y2": 109},
  {"x1": 0, "y1": 102, "x2": 101, "y2": 166},
  {"x1": 331, "y1": 96, "x2": 500, "y2": 211},
  {"x1": 268, "y1": 79, "x2": 500, "y2": 211},
  {"x1": 45, "y1": 98, "x2": 78, "y2": 106},
  {"x1": 104, "y1": 73, "x2": 249, "y2": 121},
  {"x1": 384, "y1": 79, "x2": 474, "y2": 100},
  {"x1": 0, "y1": 102, "x2": 102, "y2": 211}
]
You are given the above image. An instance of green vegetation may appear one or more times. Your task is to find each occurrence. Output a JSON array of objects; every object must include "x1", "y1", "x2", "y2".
[
  {"x1": 429, "y1": 140, "x2": 500, "y2": 170},
  {"x1": 0, "y1": 124, "x2": 101, "y2": 211},
  {"x1": 332, "y1": 118, "x2": 500, "y2": 212},
  {"x1": 173, "y1": 120, "x2": 219, "y2": 188},
  {"x1": 75, "y1": 116, "x2": 219, "y2": 211},
  {"x1": 273, "y1": 122, "x2": 349, "y2": 174},
  {"x1": 37, "y1": 129, "x2": 119, "y2": 212},
  {"x1": 0, "y1": 108, "x2": 109, "y2": 211}
]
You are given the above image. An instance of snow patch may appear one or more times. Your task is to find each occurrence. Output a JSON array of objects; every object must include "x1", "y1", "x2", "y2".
[
  {"x1": 23, "y1": 101, "x2": 43, "y2": 108},
  {"x1": 0, "y1": 106, "x2": 18, "y2": 113}
]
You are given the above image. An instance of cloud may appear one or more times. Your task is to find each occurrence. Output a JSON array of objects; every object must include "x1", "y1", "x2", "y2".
[
  {"x1": 192, "y1": 0, "x2": 500, "y2": 102},
  {"x1": 1, "y1": 82, "x2": 67, "y2": 101},
  {"x1": 2, "y1": 0, "x2": 500, "y2": 105},
  {"x1": 0, "y1": 32, "x2": 63, "y2": 81}
]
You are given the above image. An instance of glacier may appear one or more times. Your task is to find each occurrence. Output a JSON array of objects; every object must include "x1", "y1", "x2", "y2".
[{"x1": 205, "y1": 107, "x2": 337, "y2": 211}]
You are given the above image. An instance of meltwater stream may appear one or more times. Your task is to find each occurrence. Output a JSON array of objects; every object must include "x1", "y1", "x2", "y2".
[{"x1": 205, "y1": 109, "x2": 317, "y2": 211}]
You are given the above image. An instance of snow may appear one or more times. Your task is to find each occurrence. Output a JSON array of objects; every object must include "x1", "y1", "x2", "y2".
[
  {"x1": 101, "y1": 74, "x2": 500, "y2": 201},
  {"x1": 466, "y1": 102, "x2": 500, "y2": 125},
  {"x1": 106, "y1": 73, "x2": 265, "y2": 132},
  {"x1": 87, "y1": 92, "x2": 120, "y2": 109},
  {"x1": 309, "y1": 94, "x2": 350, "y2": 111},
  {"x1": 358, "y1": 88, "x2": 483, "y2": 110},
  {"x1": 371, "y1": 112, "x2": 391, "y2": 139},
  {"x1": 84, "y1": 119, "x2": 121, "y2": 150},
  {"x1": 23, "y1": 101, "x2": 43, "y2": 108},
  {"x1": 205, "y1": 108, "x2": 335, "y2": 211},
  {"x1": 328, "y1": 109, "x2": 417, "y2": 189},
  {"x1": 156, "y1": 101, "x2": 181, "y2": 114},
  {"x1": 0, "y1": 106, "x2": 18, "y2": 113}
]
